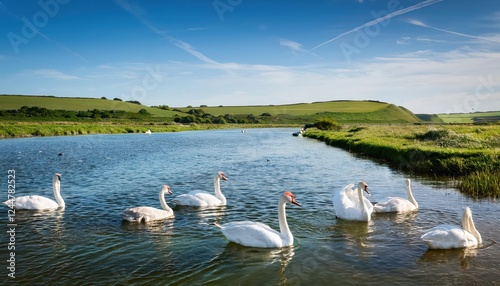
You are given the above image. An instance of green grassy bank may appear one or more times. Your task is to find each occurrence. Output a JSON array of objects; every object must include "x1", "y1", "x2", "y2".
[
  {"x1": 303, "y1": 124, "x2": 500, "y2": 199},
  {"x1": 0, "y1": 121, "x2": 297, "y2": 138}
]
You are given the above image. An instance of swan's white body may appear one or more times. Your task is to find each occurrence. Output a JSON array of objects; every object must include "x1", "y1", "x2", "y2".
[
  {"x1": 333, "y1": 181, "x2": 373, "y2": 221},
  {"x1": 145, "y1": 129, "x2": 152, "y2": 135},
  {"x1": 174, "y1": 172, "x2": 228, "y2": 207},
  {"x1": 374, "y1": 179, "x2": 418, "y2": 213},
  {"x1": 122, "y1": 185, "x2": 174, "y2": 223},
  {"x1": 4, "y1": 173, "x2": 64, "y2": 210},
  {"x1": 421, "y1": 207, "x2": 482, "y2": 249},
  {"x1": 218, "y1": 191, "x2": 300, "y2": 248}
]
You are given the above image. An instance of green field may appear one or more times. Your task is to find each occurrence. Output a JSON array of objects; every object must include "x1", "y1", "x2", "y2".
[
  {"x1": 438, "y1": 111, "x2": 500, "y2": 123},
  {"x1": 0, "y1": 95, "x2": 182, "y2": 117},
  {"x1": 180, "y1": 100, "x2": 392, "y2": 115}
]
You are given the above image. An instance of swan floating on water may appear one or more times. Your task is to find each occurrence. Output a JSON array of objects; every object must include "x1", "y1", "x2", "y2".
[
  {"x1": 4, "y1": 173, "x2": 64, "y2": 210},
  {"x1": 217, "y1": 191, "x2": 301, "y2": 248},
  {"x1": 421, "y1": 207, "x2": 482, "y2": 249},
  {"x1": 374, "y1": 179, "x2": 418, "y2": 213},
  {"x1": 122, "y1": 185, "x2": 174, "y2": 223},
  {"x1": 174, "y1": 171, "x2": 228, "y2": 207},
  {"x1": 145, "y1": 129, "x2": 152, "y2": 135},
  {"x1": 333, "y1": 181, "x2": 373, "y2": 221}
]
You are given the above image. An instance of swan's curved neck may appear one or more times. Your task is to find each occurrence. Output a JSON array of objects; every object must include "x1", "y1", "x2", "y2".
[
  {"x1": 406, "y1": 183, "x2": 418, "y2": 208},
  {"x1": 159, "y1": 190, "x2": 172, "y2": 213},
  {"x1": 53, "y1": 177, "x2": 65, "y2": 209},
  {"x1": 214, "y1": 176, "x2": 226, "y2": 204},
  {"x1": 357, "y1": 186, "x2": 369, "y2": 220},
  {"x1": 462, "y1": 212, "x2": 482, "y2": 244},
  {"x1": 278, "y1": 199, "x2": 293, "y2": 245}
]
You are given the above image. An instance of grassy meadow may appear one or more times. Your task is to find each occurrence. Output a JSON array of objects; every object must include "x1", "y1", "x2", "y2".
[
  {"x1": 179, "y1": 100, "x2": 390, "y2": 115},
  {"x1": 0, "y1": 121, "x2": 283, "y2": 138},
  {"x1": 303, "y1": 124, "x2": 500, "y2": 199},
  {"x1": 0, "y1": 95, "x2": 182, "y2": 117}
]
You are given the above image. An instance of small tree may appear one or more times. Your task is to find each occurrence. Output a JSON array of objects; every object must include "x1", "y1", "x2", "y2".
[
  {"x1": 138, "y1": 109, "x2": 150, "y2": 116},
  {"x1": 314, "y1": 118, "x2": 341, "y2": 131}
]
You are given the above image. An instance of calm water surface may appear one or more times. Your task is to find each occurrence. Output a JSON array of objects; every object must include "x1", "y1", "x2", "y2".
[{"x1": 0, "y1": 128, "x2": 498, "y2": 285}]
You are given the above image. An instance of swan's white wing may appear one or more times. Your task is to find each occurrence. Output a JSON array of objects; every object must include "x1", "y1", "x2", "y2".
[
  {"x1": 333, "y1": 184, "x2": 356, "y2": 220},
  {"x1": 8, "y1": 195, "x2": 59, "y2": 210},
  {"x1": 192, "y1": 192, "x2": 224, "y2": 206},
  {"x1": 174, "y1": 191, "x2": 223, "y2": 207},
  {"x1": 374, "y1": 197, "x2": 417, "y2": 213},
  {"x1": 122, "y1": 206, "x2": 173, "y2": 222},
  {"x1": 345, "y1": 188, "x2": 373, "y2": 213},
  {"x1": 220, "y1": 221, "x2": 283, "y2": 248},
  {"x1": 421, "y1": 224, "x2": 478, "y2": 249}
]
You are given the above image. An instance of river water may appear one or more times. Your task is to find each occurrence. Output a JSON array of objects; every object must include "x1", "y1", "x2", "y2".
[{"x1": 0, "y1": 128, "x2": 498, "y2": 285}]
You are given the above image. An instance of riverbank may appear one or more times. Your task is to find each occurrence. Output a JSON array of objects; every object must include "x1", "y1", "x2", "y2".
[
  {"x1": 0, "y1": 121, "x2": 300, "y2": 138},
  {"x1": 303, "y1": 124, "x2": 500, "y2": 199}
]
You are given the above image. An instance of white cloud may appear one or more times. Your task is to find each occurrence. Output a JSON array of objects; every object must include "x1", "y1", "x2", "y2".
[
  {"x1": 280, "y1": 39, "x2": 307, "y2": 54},
  {"x1": 26, "y1": 69, "x2": 81, "y2": 80}
]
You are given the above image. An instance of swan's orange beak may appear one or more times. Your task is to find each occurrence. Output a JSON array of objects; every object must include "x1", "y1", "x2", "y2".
[
  {"x1": 364, "y1": 185, "x2": 370, "y2": 194},
  {"x1": 284, "y1": 191, "x2": 301, "y2": 206},
  {"x1": 221, "y1": 174, "x2": 228, "y2": 181}
]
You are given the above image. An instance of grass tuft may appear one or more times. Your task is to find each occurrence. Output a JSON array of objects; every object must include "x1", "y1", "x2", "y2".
[{"x1": 459, "y1": 170, "x2": 500, "y2": 199}]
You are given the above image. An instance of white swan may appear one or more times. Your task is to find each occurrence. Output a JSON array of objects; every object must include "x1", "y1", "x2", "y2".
[
  {"x1": 145, "y1": 129, "x2": 152, "y2": 135},
  {"x1": 374, "y1": 179, "x2": 418, "y2": 213},
  {"x1": 4, "y1": 173, "x2": 64, "y2": 210},
  {"x1": 122, "y1": 185, "x2": 174, "y2": 223},
  {"x1": 217, "y1": 191, "x2": 300, "y2": 248},
  {"x1": 333, "y1": 181, "x2": 373, "y2": 221},
  {"x1": 174, "y1": 171, "x2": 228, "y2": 207},
  {"x1": 421, "y1": 207, "x2": 482, "y2": 249}
]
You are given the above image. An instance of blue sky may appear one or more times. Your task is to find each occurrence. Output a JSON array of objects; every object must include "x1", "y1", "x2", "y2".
[{"x1": 1, "y1": 0, "x2": 499, "y2": 113}]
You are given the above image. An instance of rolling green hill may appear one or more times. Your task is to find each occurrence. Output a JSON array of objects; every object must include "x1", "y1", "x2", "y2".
[
  {"x1": 180, "y1": 100, "x2": 390, "y2": 115},
  {"x1": 0, "y1": 95, "x2": 421, "y2": 124},
  {"x1": 178, "y1": 100, "x2": 421, "y2": 124},
  {"x1": 415, "y1": 114, "x2": 445, "y2": 123},
  {"x1": 0, "y1": 95, "x2": 182, "y2": 117}
]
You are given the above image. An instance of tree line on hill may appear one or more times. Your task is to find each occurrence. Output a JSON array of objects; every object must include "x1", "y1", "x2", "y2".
[
  {"x1": 0, "y1": 106, "x2": 342, "y2": 129},
  {"x1": 0, "y1": 106, "x2": 151, "y2": 120},
  {"x1": 173, "y1": 108, "x2": 263, "y2": 124}
]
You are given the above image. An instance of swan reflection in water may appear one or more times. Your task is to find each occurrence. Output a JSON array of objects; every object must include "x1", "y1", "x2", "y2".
[
  {"x1": 210, "y1": 243, "x2": 296, "y2": 285},
  {"x1": 419, "y1": 247, "x2": 478, "y2": 270},
  {"x1": 330, "y1": 219, "x2": 376, "y2": 250}
]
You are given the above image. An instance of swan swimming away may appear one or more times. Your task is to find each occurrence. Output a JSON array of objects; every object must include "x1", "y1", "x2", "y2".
[
  {"x1": 122, "y1": 185, "x2": 174, "y2": 223},
  {"x1": 333, "y1": 181, "x2": 373, "y2": 221},
  {"x1": 374, "y1": 179, "x2": 418, "y2": 213},
  {"x1": 174, "y1": 171, "x2": 228, "y2": 207},
  {"x1": 217, "y1": 191, "x2": 301, "y2": 248},
  {"x1": 421, "y1": 207, "x2": 482, "y2": 249},
  {"x1": 4, "y1": 173, "x2": 64, "y2": 210}
]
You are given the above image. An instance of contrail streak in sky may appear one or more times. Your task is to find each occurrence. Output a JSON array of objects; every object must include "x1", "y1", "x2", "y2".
[
  {"x1": 408, "y1": 19, "x2": 500, "y2": 44},
  {"x1": 115, "y1": 0, "x2": 221, "y2": 66},
  {"x1": 305, "y1": 0, "x2": 443, "y2": 54}
]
